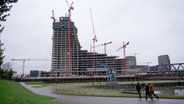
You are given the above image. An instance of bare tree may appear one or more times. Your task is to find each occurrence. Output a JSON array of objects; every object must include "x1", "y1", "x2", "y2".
[
  {"x1": 1, "y1": 62, "x2": 13, "y2": 79},
  {"x1": 2, "y1": 62, "x2": 12, "y2": 71}
]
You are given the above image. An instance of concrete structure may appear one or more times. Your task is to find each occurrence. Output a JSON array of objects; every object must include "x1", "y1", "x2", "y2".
[
  {"x1": 126, "y1": 56, "x2": 136, "y2": 69},
  {"x1": 51, "y1": 17, "x2": 79, "y2": 76},
  {"x1": 51, "y1": 16, "x2": 137, "y2": 76},
  {"x1": 30, "y1": 70, "x2": 41, "y2": 77},
  {"x1": 158, "y1": 55, "x2": 171, "y2": 71},
  {"x1": 158, "y1": 55, "x2": 171, "y2": 65}
]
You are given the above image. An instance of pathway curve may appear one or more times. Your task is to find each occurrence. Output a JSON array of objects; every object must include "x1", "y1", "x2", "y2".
[{"x1": 20, "y1": 82, "x2": 184, "y2": 104}]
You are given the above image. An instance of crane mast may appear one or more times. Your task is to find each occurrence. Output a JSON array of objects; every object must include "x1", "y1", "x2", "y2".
[
  {"x1": 91, "y1": 41, "x2": 112, "y2": 54},
  {"x1": 117, "y1": 42, "x2": 129, "y2": 75},
  {"x1": 90, "y1": 8, "x2": 97, "y2": 76},
  {"x1": 51, "y1": 10, "x2": 57, "y2": 22},
  {"x1": 95, "y1": 41, "x2": 112, "y2": 54},
  {"x1": 103, "y1": 41, "x2": 112, "y2": 54},
  {"x1": 66, "y1": 1, "x2": 74, "y2": 77}
]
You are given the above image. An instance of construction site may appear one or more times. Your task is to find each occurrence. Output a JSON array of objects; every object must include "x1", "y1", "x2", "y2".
[
  {"x1": 13, "y1": 1, "x2": 184, "y2": 82},
  {"x1": 50, "y1": 2, "x2": 141, "y2": 78}
]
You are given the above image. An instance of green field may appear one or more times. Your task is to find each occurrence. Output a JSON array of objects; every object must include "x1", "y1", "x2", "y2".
[{"x1": 0, "y1": 80, "x2": 62, "y2": 104}]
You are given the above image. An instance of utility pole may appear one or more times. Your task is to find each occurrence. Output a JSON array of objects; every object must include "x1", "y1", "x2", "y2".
[
  {"x1": 117, "y1": 42, "x2": 129, "y2": 75},
  {"x1": 66, "y1": 1, "x2": 74, "y2": 77}
]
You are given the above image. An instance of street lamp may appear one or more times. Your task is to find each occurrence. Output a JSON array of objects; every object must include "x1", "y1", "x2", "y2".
[
  {"x1": 147, "y1": 62, "x2": 152, "y2": 73},
  {"x1": 134, "y1": 53, "x2": 139, "y2": 65}
]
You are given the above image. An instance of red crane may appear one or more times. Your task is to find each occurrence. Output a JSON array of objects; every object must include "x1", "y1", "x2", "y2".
[
  {"x1": 91, "y1": 41, "x2": 112, "y2": 54},
  {"x1": 11, "y1": 58, "x2": 49, "y2": 78},
  {"x1": 117, "y1": 42, "x2": 129, "y2": 75},
  {"x1": 89, "y1": 8, "x2": 97, "y2": 76},
  {"x1": 66, "y1": 1, "x2": 74, "y2": 77}
]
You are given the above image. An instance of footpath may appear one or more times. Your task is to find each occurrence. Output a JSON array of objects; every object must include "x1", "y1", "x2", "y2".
[{"x1": 20, "y1": 82, "x2": 184, "y2": 104}]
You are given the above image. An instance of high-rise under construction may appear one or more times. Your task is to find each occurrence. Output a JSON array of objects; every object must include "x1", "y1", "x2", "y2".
[
  {"x1": 51, "y1": 17, "x2": 80, "y2": 76},
  {"x1": 51, "y1": 16, "x2": 136, "y2": 77}
]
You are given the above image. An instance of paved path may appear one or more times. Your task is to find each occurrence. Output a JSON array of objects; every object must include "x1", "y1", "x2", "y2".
[{"x1": 20, "y1": 82, "x2": 184, "y2": 104}]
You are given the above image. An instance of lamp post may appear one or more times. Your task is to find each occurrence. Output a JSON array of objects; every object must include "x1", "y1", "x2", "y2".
[
  {"x1": 147, "y1": 62, "x2": 152, "y2": 73},
  {"x1": 134, "y1": 53, "x2": 139, "y2": 65}
]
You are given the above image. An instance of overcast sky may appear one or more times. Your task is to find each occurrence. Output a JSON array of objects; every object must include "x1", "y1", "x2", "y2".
[{"x1": 1, "y1": 0, "x2": 184, "y2": 74}]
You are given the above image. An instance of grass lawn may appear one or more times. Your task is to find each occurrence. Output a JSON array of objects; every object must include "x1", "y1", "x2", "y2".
[{"x1": 0, "y1": 80, "x2": 62, "y2": 104}]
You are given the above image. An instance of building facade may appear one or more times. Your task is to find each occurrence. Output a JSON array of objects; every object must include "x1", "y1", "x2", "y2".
[
  {"x1": 51, "y1": 17, "x2": 80, "y2": 76},
  {"x1": 158, "y1": 55, "x2": 171, "y2": 65},
  {"x1": 126, "y1": 56, "x2": 137, "y2": 69},
  {"x1": 158, "y1": 55, "x2": 171, "y2": 71},
  {"x1": 51, "y1": 16, "x2": 136, "y2": 76}
]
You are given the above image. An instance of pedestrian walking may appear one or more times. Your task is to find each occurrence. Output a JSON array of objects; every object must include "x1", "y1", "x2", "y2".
[
  {"x1": 145, "y1": 84, "x2": 152, "y2": 100},
  {"x1": 149, "y1": 83, "x2": 159, "y2": 100},
  {"x1": 136, "y1": 82, "x2": 142, "y2": 98}
]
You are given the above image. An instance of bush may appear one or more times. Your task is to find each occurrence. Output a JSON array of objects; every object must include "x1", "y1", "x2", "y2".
[{"x1": 0, "y1": 68, "x2": 13, "y2": 80}]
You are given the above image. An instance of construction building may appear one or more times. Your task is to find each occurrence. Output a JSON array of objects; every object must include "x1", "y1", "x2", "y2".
[
  {"x1": 51, "y1": 17, "x2": 79, "y2": 76},
  {"x1": 51, "y1": 16, "x2": 136, "y2": 77}
]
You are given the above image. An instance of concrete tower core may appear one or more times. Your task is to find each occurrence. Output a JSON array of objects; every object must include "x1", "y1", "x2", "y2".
[{"x1": 51, "y1": 17, "x2": 80, "y2": 76}]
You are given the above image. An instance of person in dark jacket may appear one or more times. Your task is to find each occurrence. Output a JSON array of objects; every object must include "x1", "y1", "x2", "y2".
[
  {"x1": 136, "y1": 82, "x2": 142, "y2": 98},
  {"x1": 145, "y1": 84, "x2": 152, "y2": 100}
]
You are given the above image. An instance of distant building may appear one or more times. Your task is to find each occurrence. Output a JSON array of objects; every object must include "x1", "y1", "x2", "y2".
[
  {"x1": 30, "y1": 70, "x2": 41, "y2": 77},
  {"x1": 158, "y1": 55, "x2": 171, "y2": 65},
  {"x1": 158, "y1": 55, "x2": 171, "y2": 71},
  {"x1": 126, "y1": 56, "x2": 137, "y2": 69}
]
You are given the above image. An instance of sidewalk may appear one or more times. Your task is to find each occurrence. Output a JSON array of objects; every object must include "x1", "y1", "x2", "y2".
[{"x1": 20, "y1": 82, "x2": 184, "y2": 104}]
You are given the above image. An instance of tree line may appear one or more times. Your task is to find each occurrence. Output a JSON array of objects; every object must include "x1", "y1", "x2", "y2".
[{"x1": 0, "y1": 0, "x2": 18, "y2": 80}]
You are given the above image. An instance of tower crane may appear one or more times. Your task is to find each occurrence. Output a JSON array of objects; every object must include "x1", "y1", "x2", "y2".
[
  {"x1": 11, "y1": 58, "x2": 49, "y2": 78},
  {"x1": 66, "y1": 0, "x2": 74, "y2": 77},
  {"x1": 91, "y1": 41, "x2": 112, "y2": 54},
  {"x1": 89, "y1": 8, "x2": 97, "y2": 76},
  {"x1": 117, "y1": 42, "x2": 129, "y2": 75},
  {"x1": 51, "y1": 10, "x2": 58, "y2": 22}
]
